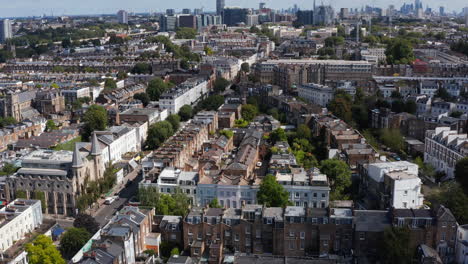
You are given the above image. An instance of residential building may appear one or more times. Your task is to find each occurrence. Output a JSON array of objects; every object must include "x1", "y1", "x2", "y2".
[
  {"x1": 0, "y1": 19, "x2": 12, "y2": 43},
  {"x1": 298, "y1": 83, "x2": 334, "y2": 107},
  {"x1": 0, "y1": 199, "x2": 43, "y2": 252},
  {"x1": 456, "y1": 224, "x2": 468, "y2": 264},
  {"x1": 96, "y1": 126, "x2": 140, "y2": 165},
  {"x1": 424, "y1": 127, "x2": 468, "y2": 179},
  {"x1": 159, "y1": 78, "x2": 209, "y2": 114},
  {"x1": 117, "y1": 10, "x2": 129, "y2": 24},
  {"x1": 62, "y1": 87, "x2": 91, "y2": 103},
  {"x1": 119, "y1": 108, "x2": 167, "y2": 125}
]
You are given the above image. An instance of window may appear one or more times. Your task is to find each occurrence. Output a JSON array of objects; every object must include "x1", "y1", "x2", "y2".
[
  {"x1": 404, "y1": 190, "x2": 408, "y2": 195},
  {"x1": 188, "y1": 228, "x2": 192, "y2": 235},
  {"x1": 235, "y1": 234, "x2": 239, "y2": 241},
  {"x1": 359, "y1": 233, "x2": 365, "y2": 240},
  {"x1": 194, "y1": 248, "x2": 200, "y2": 255},
  {"x1": 256, "y1": 229, "x2": 261, "y2": 238},
  {"x1": 266, "y1": 218, "x2": 272, "y2": 224},
  {"x1": 403, "y1": 202, "x2": 407, "y2": 208},
  {"x1": 289, "y1": 231, "x2": 295, "y2": 237},
  {"x1": 220, "y1": 191, "x2": 224, "y2": 197},
  {"x1": 289, "y1": 241, "x2": 295, "y2": 250},
  {"x1": 170, "y1": 234, "x2": 176, "y2": 240},
  {"x1": 198, "y1": 233, "x2": 202, "y2": 240},
  {"x1": 245, "y1": 226, "x2": 251, "y2": 234},
  {"x1": 322, "y1": 193, "x2": 326, "y2": 198},
  {"x1": 295, "y1": 192, "x2": 300, "y2": 198},
  {"x1": 313, "y1": 193, "x2": 317, "y2": 197},
  {"x1": 225, "y1": 230, "x2": 231, "y2": 237},
  {"x1": 300, "y1": 232, "x2": 305, "y2": 239},
  {"x1": 300, "y1": 240, "x2": 305, "y2": 250},
  {"x1": 233, "y1": 201, "x2": 237, "y2": 208}
]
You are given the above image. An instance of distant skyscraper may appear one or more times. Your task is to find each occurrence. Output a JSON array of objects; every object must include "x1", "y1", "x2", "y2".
[
  {"x1": 117, "y1": 10, "x2": 128, "y2": 24},
  {"x1": 296, "y1": 10, "x2": 314, "y2": 25},
  {"x1": 216, "y1": 0, "x2": 225, "y2": 15},
  {"x1": 166, "y1": 9, "x2": 175, "y2": 16},
  {"x1": 0, "y1": 19, "x2": 12, "y2": 43},
  {"x1": 259, "y1": 2, "x2": 266, "y2": 10},
  {"x1": 439, "y1": 6, "x2": 445, "y2": 16},
  {"x1": 222, "y1": 7, "x2": 249, "y2": 26},
  {"x1": 194, "y1": 8, "x2": 203, "y2": 15},
  {"x1": 182, "y1": 8, "x2": 191, "y2": 14}
]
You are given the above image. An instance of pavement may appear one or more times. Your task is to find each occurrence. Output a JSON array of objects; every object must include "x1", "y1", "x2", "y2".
[{"x1": 92, "y1": 165, "x2": 142, "y2": 227}]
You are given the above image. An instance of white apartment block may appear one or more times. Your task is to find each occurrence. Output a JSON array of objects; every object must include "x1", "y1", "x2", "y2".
[
  {"x1": 140, "y1": 167, "x2": 198, "y2": 204},
  {"x1": 0, "y1": 199, "x2": 43, "y2": 251},
  {"x1": 197, "y1": 184, "x2": 258, "y2": 209},
  {"x1": 96, "y1": 126, "x2": 139, "y2": 165},
  {"x1": 361, "y1": 48, "x2": 386, "y2": 62},
  {"x1": 159, "y1": 78, "x2": 209, "y2": 114},
  {"x1": 424, "y1": 127, "x2": 468, "y2": 179},
  {"x1": 366, "y1": 161, "x2": 423, "y2": 209},
  {"x1": 62, "y1": 87, "x2": 91, "y2": 103},
  {"x1": 298, "y1": 83, "x2": 334, "y2": 107},
  {"x1": 276, "y1": 167, "x2": 331, "y2": 208}
]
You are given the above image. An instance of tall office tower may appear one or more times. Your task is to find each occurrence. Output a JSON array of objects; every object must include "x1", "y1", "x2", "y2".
[
  {"x1": 259, "y1": 2, "x2": 266, "y2": 10},
  {"x1": 0, "y1": 19, "x2": 12, "y2": 43},
  {"x1": 117, "y1": 10, "x2": 128, "y2": 24},
  {"x1": 296, "y1": 10, "x2": 314, "y2": 25},
  {"x1": 439, "y1": 6, "x2": 444, "y2": 16},
  {"x1": 194, "y1": 8, "x2": 203, "y2": 15},
  {"x1": 182, "y1": 8, "x2": 191, "y2": 14},
  {"x1": 166, "y1": 9, "x2": 175, "y2": 16},
  {"x1": 465, "y1": 7, "x2": 468, "y2": 26},
  {"x1": 216, "y1": 0, "x2": 225, "y2": 15},
  {"x1": 340, "y1": 8, "x2": 349, "y2": 19},
  {"x1": 223, "y1": 7, "x2": 249, "y2": 26}
]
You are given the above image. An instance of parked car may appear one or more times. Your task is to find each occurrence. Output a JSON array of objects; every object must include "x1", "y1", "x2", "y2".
[{"x1": 104, "y1": 196, "x2": 118, "y2": 205}]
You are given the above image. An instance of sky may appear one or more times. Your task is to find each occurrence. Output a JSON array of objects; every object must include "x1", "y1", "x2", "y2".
[{"x1": 0, "y1": 0, "x2": 466, "y2": 18}]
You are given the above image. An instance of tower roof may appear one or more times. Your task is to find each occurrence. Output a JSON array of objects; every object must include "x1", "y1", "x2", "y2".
[
  {"x1": 91, "y1": 133, "x2": 101, "y2": 156},
  {"x1": 72, "y1": 144, "x2": 84, "y2": 168}
]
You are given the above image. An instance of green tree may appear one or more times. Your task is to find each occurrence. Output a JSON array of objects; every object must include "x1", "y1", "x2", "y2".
[
  {"x1": 385, "y1": 39, "x2": 415, "y2": 64},
  {"x1": 404, "y1": 100, "x2": 417, "y2": 114},
  {"x1": 178, "y1": 105, "x2": 193, "y2": 121},
  {"x1": 435, "y1": 87, "x2": 452, "y2": 101},
  {"x1": 391, "y1": 100, "x2": 405, "y2": 113},
  {"x1": 455, "y1": 157, "x2": 468, "y2": 194},
  {"x1": 379, "y1": 227, "x2": 412, "y2": 264},
  {"x1": 257, "y1": 174, "x2": 291, "y2": 207},
  {"x1": 241, "y1": 104, "x2": 258, "y2": 122},
  {"x1": 380, "y1": 129, "x2": 404, "y2": 153},
  {"x1": 166, "y1": 114, "x2": 181, "y2": 131},
  {"x1": 145, "y1": 121, "x2": 174, "y2": 150},
  {"x1": 133, "y1": 92, "x2": 150, "y2": 106},
  {"x1": 32, "y1": 191, "x2": 46, "y2": 213},
  {"x1": 219, "y1": 130, "x2": 234, "y2": 139},
  {"x1": 175, "y1": 27, "x2": 197, "y2": 39},
  {"x1": 104, "y1": 79, "x2": 117, "y2": 90},
  {"x1": 209, "y1": 198, "x2": 223, "y2": 208},
  {"x1": 199, "y1": 95, "x2": 225, "y2": 111},
  {"x1": 45, "y1": 120, "x2": 58, "y2": 131},
  {"x1": 204, "y1": 46, "x2": 214, "y2": 55},
  {"x1": 146, "y1": 78, "x2": 170, "y2": 101},
  {"x1": 213, "y1": 77, "x2": 230, "y2": 93},
  {"x1": 26, "y1": 235, "x2": 66, "y2": 264},
  {"x1": 59, "y1": 228, "x2": 91, "y2": 260},
  {"x1": 170, "y1": 247, "x2": 180, "y2": 256},
  {"x1": 296, "y1": 124, "x2": 311, "y2": 140},
  {"x1": 0, "y1": 163, "x2": 18, "y2": 176},
  {"x1": 328, "y1": 90, "x2": 353, "y2": 123},
  {"x1": 429, "y1": 182, "x2": 468, "y2": 224},
  {"x1": 320, "y1": 159, "x2": 352, "y2": 200},
  {"x1": 131, "y1": 62, "x2": 152, "y2": 74},
  {"x1": 270, "y1": 128, "x2": 287, "y2": 144},
  {"x1": 73, "y1": 213, "x2": 100, "y2": 235},
  {"x1": 241, "y1": 62, "x2": 250, "y2": 72},
  {"x1": 82, "y1": 105, "x2": 107, "y2": 141},
  {"x1": 117, "y1": 71, "x2": 128, "y2": 80}
]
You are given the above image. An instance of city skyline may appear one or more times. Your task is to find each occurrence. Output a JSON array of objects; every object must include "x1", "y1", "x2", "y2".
[{"x1": 1, "y1": 0, "x2": 467, "y2": 18}]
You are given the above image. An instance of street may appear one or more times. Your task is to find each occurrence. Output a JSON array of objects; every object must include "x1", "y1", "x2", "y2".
[{"x1": 93, "y1": 166, "x2": 142, "y2": 226}]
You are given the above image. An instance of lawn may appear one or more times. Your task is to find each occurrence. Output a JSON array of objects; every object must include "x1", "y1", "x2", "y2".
[{"x1": 52, "y1": 136, "x2": 82, "y2": 151}]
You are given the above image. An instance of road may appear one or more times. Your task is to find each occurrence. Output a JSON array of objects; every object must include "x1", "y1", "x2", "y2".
[{"x1": 93, "y1": 167, "x2": 142, "y2": 226}]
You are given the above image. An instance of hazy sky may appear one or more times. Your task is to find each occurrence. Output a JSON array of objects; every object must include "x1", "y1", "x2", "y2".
[{"x1": 0, "y1": 0, "x2": 466, "y2": 18}]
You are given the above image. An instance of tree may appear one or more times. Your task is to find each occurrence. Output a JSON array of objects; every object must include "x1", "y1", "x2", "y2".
[
  {"x1": 199, "y1": 95, "x2": 225, "y2": 111},
  {"x1": 435, "y1": 87, "x2": 452, "y2": 101},
  {"x1": 270, "y1": 128, "x2": 287, "y2": 144},
  {"x1": 379, "y1": 227, "x2": 412, "y2": 264},
  {"x1": 204, "y1": 46, "x2": 214, "y2": 55},
  {"x1": 219, "y1": 130, "x2": 234, "y2": 139},
  {"x1": 175, "y1": 27, "x2": 197, "y2": 39},
  {"x1": 138, "y1": 186, "x2": 190, "y2": 216},
  {"x1": 354, "y1": 87, "x2": 365, "y2": 104},
  {"x1": 429, "y1": 182, "x2": 468, "y2": 224},
  {"x1": 296, "y1": 124, "x2": 311, "y2": 140},
  {"x1": 26, "y1": 235, "x2": 66, "y2": 264},
  {"x1": 178, "y1": 105, "x2": 193, "y2": 121},
  {"x1": 257, "y1": 174, "x2": 291, "y2": 207},
  {"x1": 328, "y1": 90, "x2": 353, "y2": 123},
  {"x1": 209, "y1": 198, "x2": 223, "y2": 208},
  {"x1": 455, "y1": 157, "x2": 468, "y2": 194},
  {"x1": 241, "y1": 104, "x2": 258, "y2": 122},
  {"x1": 104, "y1": 79, "x2": 117, "y2": 90},
  {"x1": 391, "y1": 100, "x2": 405, "y2": 113},
  {"x1": 385, "y1": 39, "x2": 415, "y2": 64},
  {"x1": 320, "y1": 159, "x2": 352, "y2": 200},
  {"x1": 450, "y1": 111, "x2": 463, "y2": 118},
  {"x1": 166, "y1": 114, "x2": 181, "y2": 131},
  {"x1": 146, "y1": 78, "x2": 170, "y2": 101},
  {"x1": 170, "y1": 247, "x2": 180, "y2": 256},
  {"x1": 82, "y1": 105, "x2": 107, "y2": 141},
  {"x1": 324, "y1": 36, "x2": 344, "y2": 47},
  {"x1": 131, "y1": 62, "x2": 152, "y2": 74},
  {"x1": 0, "y1": 163, "x2": 18, "y2": 176},
  {"x1": 133, "y1": 92, "x2": 150, "y2": 106},
  {"x1": 404, "y1": 100, "x2": 417, "y2": 114},
  {"x1": 241, "y1": 62, "x2": 250, "y2": 73},
  {"x1": 73, "y1": 213, "x2": 100, "y2": 235},
  {"x1": 60, "y1": 228, "x2": 91, "y2": 260},
  {"x1": 380, "y1": 129, "x2": 404, "y2": 153},
  {"x1": 45, "y1": 120, "x2": 58, "y2": 131},
  {"x1": 213, "y1": 78, "x2": 230, "y2": 93},
  {"x1": 145, "y1": 121, "x2": 174, "y2": 150},
  {"x1": 117, "y1": 71, "x2": 128, "y2": 80}
]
